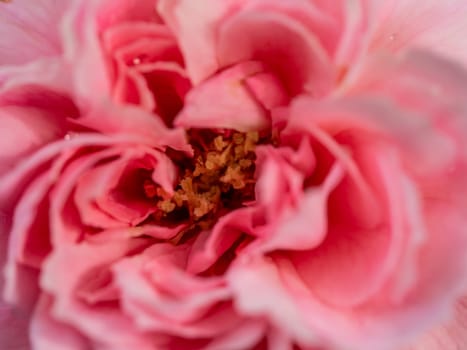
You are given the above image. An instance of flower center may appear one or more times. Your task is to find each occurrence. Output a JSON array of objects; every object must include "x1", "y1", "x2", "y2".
[{"x1": 147, "y1": 130, "x2": 264, "y2": 233}]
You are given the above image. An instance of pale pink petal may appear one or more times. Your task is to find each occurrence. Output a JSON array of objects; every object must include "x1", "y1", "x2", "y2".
[
  {"x1": 61, "y1": 0, "x2": 112, "y2": 108},
  {"x1": 407, "y1": 296, "x2": 467, "y2": 350},
  {"x1": 369, "y1": 0, "x2": 467, "y2": 68},
  {"x1": 103, "y1": 22, "x2": 186, "y2": 115},
  {"x1": 203, "y1": 320, "x2": 266, "y2": 350},
  {"x1": 333, "y1": 0, "x2": 370, "y2": 66},
  {"x1": 157, "y1": 0, "x2": 232, "y2": 83},
  {"x1": 175, "y1": 62, "x2": 270, "y2": 131},
  {"x1": 112, "y1": 63, "x2": 156, "y2": 112},
  {"x1": 254, "y1": 150, "x2": 301, "y2": 223},
  {"x1": 289, "y1": 163, "x2": 420, "y2": 309},
  {"x1": 85, "y1": 225, "x2": 183, "y2": 243},
  {"x1": 74, "y1": 147, "x2": 176, "y2": 227},
  {"x1": 30, "y1": 295, "x2": 91, "y2": 350},
  {"x1": 0, "y1": 59, "x2": 71, "y2": 94},
  {"x1": 254, "y1": 142, "x2": 315, "y2": 221},
  {"x1": 103, "y1": 23, "x2": 174, "y2": 56},
  {"x1": 114, "y1": 244, "x2": 239, "y2": 337},
  {"x1": 0, "y1": 103, "x2": 67, "y2": 176},
  {"x1": 49, "y1": 147, "x2": 127, "y2": 245},
  {"x1": 0, "y1": 0, "x2": 71, "y2": 65},
  {"x1": 186, "y1": 207, "x2": 260, "y2": 275},
  {"x1": 228, "y1": 256, "x2": 319, "y2": 347},
  {"x1": 256, "y1": 163, "x2": 344, "y2": 253},
  {"x1": 73, "y1": 101, "x2": 191, "y2": 152},
  {"x1": 159, "y1": 0, "x2": 338, "y2": 92},
  {"x1": 40, "y1": 239, "x2": 157, "y2": 349},
  {"x1": 216, "y1": 5, "x2": 334, "y2": 96},
  {"x1": 243, "y1": 72, "x2": 289, "y2": 111}
]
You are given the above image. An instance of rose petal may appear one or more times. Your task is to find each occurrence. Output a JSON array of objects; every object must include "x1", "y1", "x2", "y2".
[
  {"x1": 0, "y1": 0, "x2": 69, "y2": 65},
  {"x1": 257, "y1": 163, "x2": 344, "y2": 253},
  {"x1": 114, "y1": 244, "x2": 237, "y2": 337},
  {"x1": 30, "y1": 295, "x2": 91, "y2": 350},
  {"x1": 175, "y1": 61, "x2": 269, "y2": 131},
  {"x1": 369, "y1": 0, "x2": 467, "y2": 68},
  {"x1": 228, "y1": 256, "x2": 319, "y2": 347},
  {"x1": 40, "y1": 239, "x2": 157, "y2": 349},
  {"x1": 217, "y1": 7, "x2": 334, "y2": 96}
]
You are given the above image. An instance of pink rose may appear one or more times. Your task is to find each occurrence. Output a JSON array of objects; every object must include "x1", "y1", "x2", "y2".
[{"x1": 2, "y1": 1, "x2": 467, "y2": 350}]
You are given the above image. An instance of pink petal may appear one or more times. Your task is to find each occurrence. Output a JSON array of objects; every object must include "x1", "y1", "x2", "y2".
[
  {"x1": 30, "y1": 295, "x2": 91, "y2": 350},
  {"x1": 40, "y1": 239, "x2": 157, "y2": 349},
  {"x1": 95, "y1": 0, "x2": 162, "y2": 29},
  {"x1": 142, "y1": 61, "x2": 191, "y2": 126},
  {"x1": 3, "y1": 173, "x2": 51, "y2": 307},
  {"x1": 74, "y1": 147, "x2": 176, "y2": 227},
  {"x1": 243, "y1": 72, "x2": 289, "y2": 111},
  {"x1": 74, "y1": 101, "x2": 191, "y2": 152},
  {"x1": 0, "y1": 300, "x2": 29, "y2": 350},
  {"x1": 255, "y1": 141, "x2": 316, "y2": 220},
  {"x1": 157, "y1": 0, "x2": 232, "y2": 83},
  {"x1": 62, "y1": 0, "x2": 112, "y2": 109},
  {"x1": 228, "y1": 256, "x2": 319, "y2": 347},
  {"x1": 159, "y1": 0, "x2": 339, "y2": 92},
  {"x1": 369, "y1": 0, "x2": 467, "y2": 68},
  {"x1": 203, "y1": 320, "x2": 266, "y2": 350},
  {"x1": 0, "y1": 58, "x2": 71, "y2": 95},
  {"x1": 113, "y1": 244, "x2": 239, "y2": 337},
  {"x1": 0, "y1": 0, "x2": 70, "y2": 65},
  {"x1": 49, "y1": 147, "x2": 128, "y2": 245},
  {"x1": 175, "y1": 61, "x2": 269, "y2": 131},
  {"x1": 406, "y1": 296, "x2": 467, "y2": 350},
  {"x1": 216, "y1": 7, "x2": 334, "y2": 96},
  {"x1": 258, "y1": 163, "x2": 344, "y2": 253},
  {"x1": 0, "y1": 103, "x2": 67, "y2": 176},
  {"x1": 186, "y1": 207, "x2": 261, "y2": 275},
  {"x1": 104, "y1": 22, "x2": 186, "y2": 115}
]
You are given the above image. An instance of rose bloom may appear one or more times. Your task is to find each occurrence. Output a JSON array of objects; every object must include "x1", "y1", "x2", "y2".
[{"x1": 2, "y1": 0, "x2": 467, "y2": 350}]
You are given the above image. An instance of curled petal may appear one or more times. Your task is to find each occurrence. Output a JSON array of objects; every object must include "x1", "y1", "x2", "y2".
[{"x1": 175, "y1": 62, "x2": 270, "y2": 131}]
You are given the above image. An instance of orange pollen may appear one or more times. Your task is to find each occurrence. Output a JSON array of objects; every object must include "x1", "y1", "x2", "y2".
[{"x1": 157, "y1": 130, "x2": 261, "y2": 225}]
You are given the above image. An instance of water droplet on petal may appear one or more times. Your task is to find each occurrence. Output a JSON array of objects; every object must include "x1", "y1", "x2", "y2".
[
  {"x1": 64, "y1": 133, "x2": 73, "y2": 141},
  {"x1": 389, "y1": 33, "x2": 397, "y2": 41},
  {"x1": 132, "y1": 57, "x2": 141, "y2": 65}
]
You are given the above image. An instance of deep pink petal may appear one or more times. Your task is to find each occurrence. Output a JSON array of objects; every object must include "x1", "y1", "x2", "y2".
[{"x1": 0, "y1": 300, "x2": 29, "y2": 350}]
